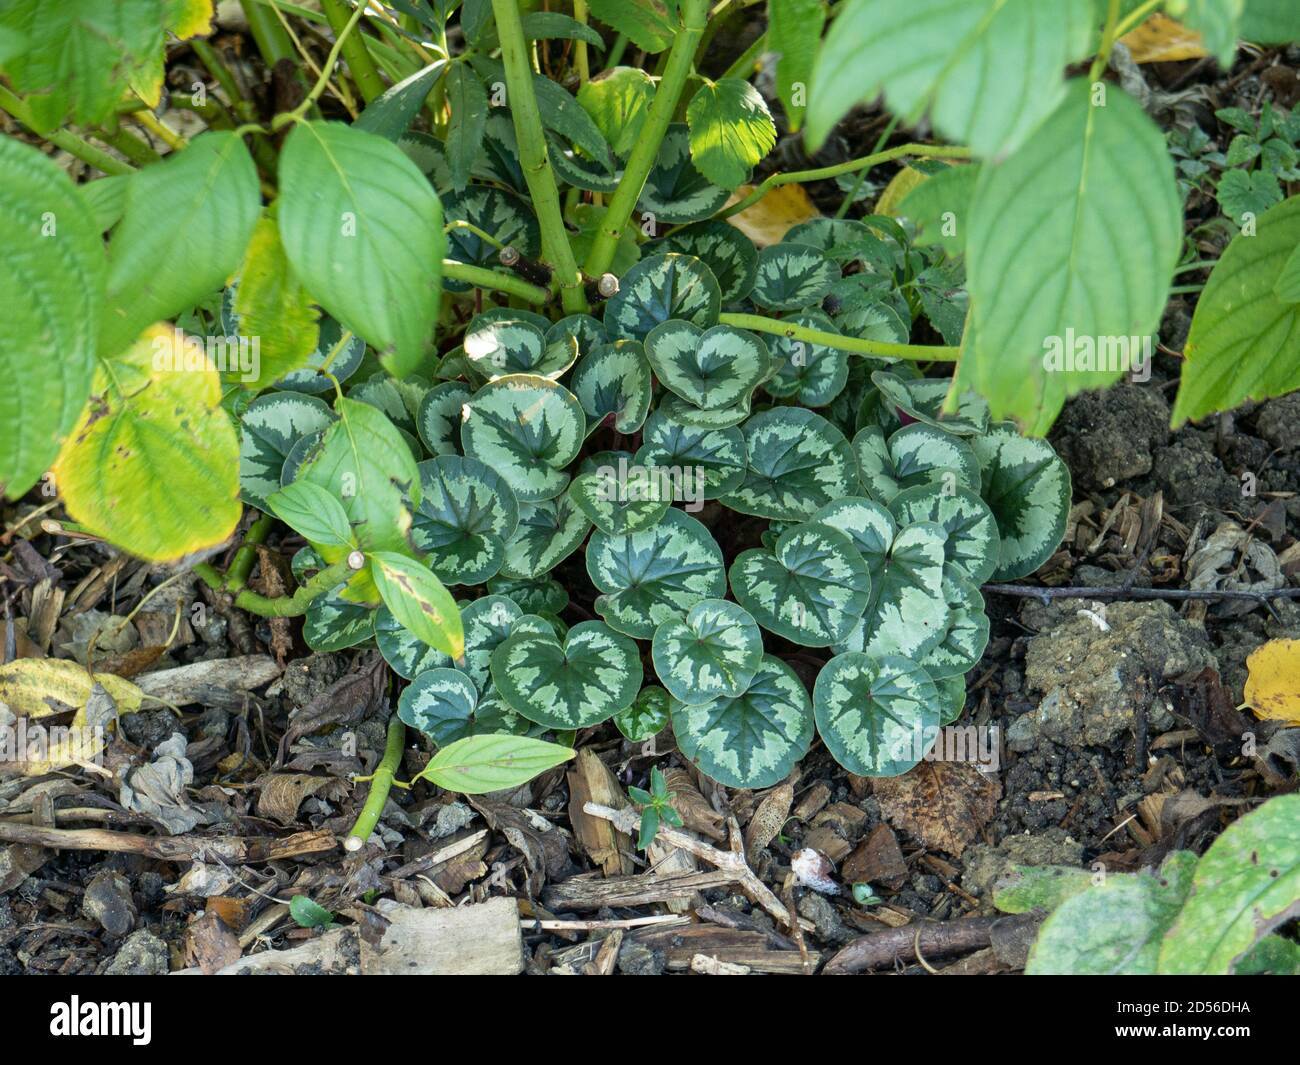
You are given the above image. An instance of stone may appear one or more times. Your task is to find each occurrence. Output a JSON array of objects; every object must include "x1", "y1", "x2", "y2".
[
  {"x1": 962, "y1": 828, "x2": 1085, "y2": 901},
  {"x1": 105, "y1": 929, "x2": 169, "y2": 975}
]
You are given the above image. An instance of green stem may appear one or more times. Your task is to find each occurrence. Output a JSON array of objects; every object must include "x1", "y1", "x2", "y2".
[
  {"x1": 717, "y1": 142, "x2": 974, "y2": 221},
  {"x1": 835, "y1": 113, "x2": 900, "y2": 219},
  {"x1": 573, "y1": 0, "x2": 591, "y2": 85},
  {"x1": 491, "y1": 0, "x2": 586, "y2": 313},
  {"x1": 96, "y1": 127, "x2": 163, "y2": 166},
  {"x1": 721, "y1": 30, "x2": 766, "y2": 81},
  {"x1": 1114, "y1": 0, "x2": 1161, "y2": 40},
  {"x1": 604, "y1": 33, "x2": 628, "y2": 69},
  {"x1": 718, "y1": 312, "x2": 958, "y2": 362},
  {"x1": 226, "y1": 513, "x2": 275, "y2": 594},
  {"x1": 241, "y1": 0, "x2": 297, "y2": 65},
  {"x1": 320, "y1": 0, "x2": 387, "y2": 103},
  {"x1": 583, "y1": 0, "x2": 709, "y2": 279},
  {"x1": 1090, "y1": 0, "x2": 1123, "y2": 82},
  {"x1": 443, "y1": 260, "x2": 552, "y2": 303},
  {"x1": 195, "y1": 557, "x2": 353, "y2": 616},
  {"x1": 344, "y1": 715, "x2": 406, "y2": 851},
  {"x1": 0, "y1": 87, "x2": 135, "y2": 175}
]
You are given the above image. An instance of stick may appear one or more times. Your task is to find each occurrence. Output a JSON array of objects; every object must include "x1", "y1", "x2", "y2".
[
  {"x1": 0, "y1": 822, "x2": 336, "y2": 863},
  {"x1": 983, "y1": 583, "x2": 1300, "y2": 609},
  {"x1": 823, "y1": 913, "x2": 1042, "y2": 974}
]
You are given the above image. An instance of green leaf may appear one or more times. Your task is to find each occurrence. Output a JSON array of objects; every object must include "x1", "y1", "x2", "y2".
[
  {"x1": 522, "y1": 11, "x2": 607, "y2": 48},
  {"x1": 993, "y1": 865, "x2": 1094, "y2": 916},
  {"x1": 443, "y1": 185, "x2": 539, "y2": 282},
  {"x1": 500, "y1": 495, "x2": 592, "y2": 579},
  {"x1": 614, "y1": 685, "x2": 672, "y2": 741},
  {"x1": 398, "y1": 667, "x2": 480, "y2": 745},
  {"x1": 970, "y1": 424, "x2": 1071, "y2": 581},
  {"x1": 648, "y1": 220, "x2": 758, "y2": 304},
  {"x1": 653, "y1": 599, "x2": 764, "y2": 704},
  {"x1": 370, "y1": 551, "x2": 463, "y2": 658},
  {"x1": 888, "y1": 484, "x2": 1000, "y2": 586},
  {"x1": 1275, "y1": 242, "x2": 1300, "y2": 304},
  {"x1": 1026, "y1": 852, "x2": 1198, "y2": 975},
  {"x1": 721, "y1": 408, "x2": 858, "y2": 520},
  {"x1": 0, "y1": 0, "x2": 163, "y2": 133},
  {"x1": 54, "y1": 325, "x2": 242, "y2": 562},
  {"x1": 918, "y1": 564, "x2": 990, "y2": 679},
  {"x1": 488, "y1": 575, "x2": 569, "y2": 616},
  {"x1": 686, "y1": 78, "x2": 777, "y2": 190},
  {"x1": 416, "y1": 381, "x2": 474, "y2": 455},
  {"x1": 444, "y1": 62, "x2": 488, "y2": 190},
  {"x1": 416, "y1": 733, "x2": 576, "y2": 794},
  {"x1": 1217, "y1": 167, "x2": 1283, "y2": 221},
  {"x1": 729, "y1": 523, "x2": 873, "y2": 647},
  {"x1": 1159, "y1": 794, "x2": 1300, "y2": 974},
  {"x1": 638, "y1": 125, "x2": 731, "y2": 225},
  {"x1": 278, "y1": 122, "x2": 443, "y2": 377},
  {"x1": 568, "y1": 458, "x2": 671, "y2": 537},
  {"x1": 853, "y1": 423, "x2": 982, "y2": 504},
  {"x1": 101, "y1": 131, "x2": 260, "y2": 358},
  {"x1": 491, "y1": 620, "x2": 643, "y2": 728},
  {"x1": 604, "y1": 253, "x2": 722, "y2": 341},
  {"x1": 806, "y1": 0, "x2": 1095, "y2": 156},
  {"x1": 238, "y1": 393, "x2": 336, "y2": 512},
  {"x1": 1241, "y1": 0, "x2": 1300, "y2": 40},
  {"x1": 382, "y1": 594, "x2": 538, "y2": 688},
  {"x1": 659, "y1": 392, "x2": 752, "y2": 430},
  {"x1": 289, "y1": 895, "x2": 334, "y2": 929},
  {"x1": 813, "y1": 652, "x2": 940, "y2": 777},
  {"x1": 634, "y1": 409, "x2": 748, "y2": 500},
  {"x1": 764, "y1": 311, "x2": 848, "y2": 408},
  {"x1": 769, "y1": 0, "x2": 825, "y2": 133},
  {"x1": 410, "y1": 455, "x2": 519, "y2": 585},
  {"x1": 808, "y1": 496, "x2": 896, "y2": 559},
  {"x1": 570, "y1": 340, "x2": 653, "y2": 434},
  {"x1": 897, "y1": 164, "x2": 981, "y2": 256},
  {"x1": 871, "y1": 371, "x2": 989, "y2": 437},
  {"x1": 79, "y1": 174, "x2": 130, "y2": 233},
  {"x1": 266, "y1": 482, "x2": 353, "y2": 549},
  {"x1": 355, "y1": 60, "x2": 447, "y2": 142},
  {"x1": 304, "y1": 585, "x2": 375, "y2": 651},
  {"x1": 751, "y1": 243, "x2": 840, "y2": 312},
  {"x1": 0, "y1": 137, "x2": 103, "y2": 498},
  {"x1": 586, "y1": 0, "x2": 675, "y2": 53},
  {"x1": 587, "y1": 509, "x2": 727, "y2": 639},
  {"x1": 671, "y1": 655, "x2": 815, "y2": 789},
  {"x1": 578, "y1": 66, "x2": 656, "y2": 158},
  {"x1": 958, "y1": 81, "x2": 1182, "y2": 433},
  {"x1": 1173, "y1": 196, "x2": 1300, "y2": 424},
  {"x1": 644, "y1": 322, "x2": 771, "y2": 411},
  {"x1": 460, "y1": 375, "x2": 586, "y2": 502},
  {"x1": 275, "y1": 316, "x2": 367, "y2": 395}
]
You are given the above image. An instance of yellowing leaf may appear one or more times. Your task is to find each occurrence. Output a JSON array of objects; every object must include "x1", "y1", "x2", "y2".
[
  {"x1": 1119, "y1": 13, "x2": 1208, "y2": 63},
  {"x1": 166, "y1": 0, "x2": 215, "y2": 39},
  {"x1": 1243, "y1": 638, "x2": 1300, "y2": 724},
  {"x1": 725, "y1": 183, "x2": 820, "y2": 247},
  {"x1": 877, "y1": 165, "x2": 929, "y2": 218},
  {"x1": 54, "y1": 324, "x2": 242, "y2": 562}
]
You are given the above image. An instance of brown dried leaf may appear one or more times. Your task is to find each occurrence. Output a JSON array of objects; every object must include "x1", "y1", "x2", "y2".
[{"x1": 873, "y1": 762, "x2": 1000, "y2": 857}]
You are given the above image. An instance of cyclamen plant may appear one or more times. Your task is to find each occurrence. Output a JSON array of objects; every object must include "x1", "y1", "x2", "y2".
[{"x1": 2, "y1": 0, "x2": 1298, "y2": 794}]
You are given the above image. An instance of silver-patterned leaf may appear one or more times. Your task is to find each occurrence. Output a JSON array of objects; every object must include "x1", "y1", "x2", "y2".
[
  {"x1": 586, "y1": 508, "x2": 726, "y2": 638},
  {"x1": 416, "y1": 380, "x2": 473, "y2": 456},
  {"x1": 658, "y1": 391, "x2": 752, "y2": 429},
  {"x1": 398, "y1": 668, "x2": 480, "y2": 745},
  {"x1": 917, "y1": 564, "x2": 990, "y2": 679},
  {"x1": 808, "y1": 496, "x2": 896, "y2": 558},
  {"x1": 814, "y1": 652, "x2": 940, "y2": 777},
  {"x1": 442, "y1": 185, "x2": 540, "y2": 288},
  {"x1": 239, "y1": 392, "x2": 336, "y2": 510},
  {"x1": 751, "y1": 242, "x2": 840, "y2": 311},
  {"x1": 463, "y1": 314, "x2": 579, "y2": 381},
  {"x1": 304, "y1": 586, "x2": 376, "y2": 652},
  {"x1": 634, "y1": 408, "x2": 747, "y2": 500},
  {"x1": 487, "y1": 574, "x2": 569, "y2": 615},
  {"x1": 888, "y1": 483, "x2": 1000, "y2": 585},
  {"x1": 871, "y1": 370, "x2": 990, "y2": 436},
  {"x1": 637, "y1": 124, "x2": 730, "y2": 224},
  {"x1": 853, "y1": 422, "x2": 982, "y2": 503},
  {"x1": 652, "y1": 598, "x2": 764, "y2": 704},
  {"x1": 936, "y1": 673, "x2": 967, "y2": 725},
  {"x1": 546, "y1": 313, "x2": 608, "y2": 357},
  {"x1": 409, "y1": 455, "x2": 519, "y2": 585},
  {"x1": 603, "y1": 252, "x2": 721, "y2": 340},
  {"x1": 729, "y1": 523, "x2": 872, "y2": 647},
  {"x1": 274, "y1": 314, "x2": 367, "y2": 394},
  {"x1": 375, "y1": 602, "x2": 453, "y2": 679},
  {"x1": 499, "y1": 493, "x2": 592, "y2": 579},
  {"x1": 460, "y1": 375, "x2": 585, "y2": 502},
  {"x1": 568, "y1": 456, "x2": 671, "y2": 536},
  {"x1": 720, "y1": 408, "x2": 857, "y2": 520},
  {"x1": 569, "y1": 339, "x2": 652, "y2": 433},
  {"x1": 648, "y1": 219, "x2": 758, "y2": 303},
  {"x1": 671, "y1": 655, "x2": 814, "y2": 789},
  {"x1": 764, "y1": 310, "x2": 848, "y2": 408},
  {"x1": 614, "y1": 685, "x2": 672, "y2": 742},
  {"x1": 644, "y1": 320, "x2": 771, "y2": 410},
  {"x1": 491, "y1": 620, "x2": 643, "y2": 728}
]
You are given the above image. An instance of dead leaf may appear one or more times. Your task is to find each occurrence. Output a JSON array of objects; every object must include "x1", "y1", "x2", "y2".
[
  {"x1": 186, "y1": 910, "x2": 242, "y2": 974},
  {"x1": 1119, "y1": 13, "x2": 1208, "y2": 63},
  {"x1": 876, "y1": 166, "x2": 929, "y2": 217},
  {"x1": 873, "y1": 762, "x2": 1000, "y2": 857},
  {"x1": 255, "y1": 772, "x2": 349, "y2": 825},
  {"x1": 566, "y1": 748, "x2": 634, "y2": 876},
  {"x1": 842, "y1": 823, "x2": 909, "y2": 889},
  {"x1": 744, "y1": 781, "x2": 793, "y2": 861},
  {"x1": 276, "y1": 653, "x2": 386, "y2": 765},
  {"x1": 725, "y1": 183, "x2": 819, "y2": 246},
  {"x1": 1243, "y1": 638, "x2": 1300, "y2": 725}
]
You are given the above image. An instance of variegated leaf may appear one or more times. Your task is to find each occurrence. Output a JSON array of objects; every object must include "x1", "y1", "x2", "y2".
[
  {"x1": 888, "y1": 483, "x2": 1000, "y2": 585},
  {"x1": 652, "y1": 598, "x2": 764, "y2": 704},
  {"x1": 463, "y1": 315, "x2": 579, "y2": 381},
  {"x1": 648, "y1": 219, "x2": 758, "y2": 303},
  {"x1": 304, "y1": 586, "x2": 376, "y2": 652},
  {"x1": 409, "y1": 455, "x2": 519, "y2": 586},
  {"x1": 813, "y1": 652, "x2": 940, "y2": 777},
  {"x1": 614, "y1": 685, "x2": 672, "y2": 742},
  {"x1": 751, "y1": 242, "x2": 840, "y2": 312},
  {"x1": 442, "y1": 185, "x2": 539, "y2": 288},
  {"x1": 871, "y1": 370, "x2": 990, "y2": 437},
  {"x1": 375, "y1": 603, "x2": 453, "y2": 680},
  {"x1": 634, "y1": 408, "x2": 747, "y2": 500},
  {"x1": 729, "y1": 523, "x2": 872, "y2": 647},
  {"x1": 239, "y1": 392, "x2": 336, "y2": 510},
  {"x1": 568, "y1": 452, "x2": 670, "y2": 536},
  {"x1": 671, "y1": 655, "x2": 814, "y2": 789},
  {"x1": 971, "y1": 423, "x2": 1072, "y2": 581},
  {"x1": 460, "y1": 375, "x2": 585, "y2": 502},
  {"x1": 491, "y1": 620, "x2": 643, "y2": 728},
  {"x1": 499, "y1": 494, "x2": 592, "y2": 579},
  {"x1": 637, "y1": 124, "x2": 730, "y2": 224},
  {"x1": 604, "y1": 252, "x2": 722, "y2": 340},
  {"x1": 348, "y1": 372, "x2": 426, "y2": 437},
  {"x1": 917, "y1": 564, "x2": 990, "y2": 679},
  {"x1": 853, "y1": 422, "x2": 982, "y2": 503},
  {"x1": 764, "y1": 310, "x2": 848, "y2": 408},
  {"x1": 398, "y1": 668, "x2": 480, "y2": 745},
  {"x1": 569, "y1": 339, "x2": 653, "y2": 433},
  {"x1": 587, "y1": 508, "x2": 726, "y2": 638},
  {"x1": 721, "y1": 408, "x2": 857, "y2": 520},
  {"x1": 808, "y1": 497, "x2": 895, "y2": 558},
  {"x1": 416, "y1": 381, "x2": 473, "y2": 456},
  {"x1": 487, "y1": 574, "x2": 569, "y2": 615},
  {"x1": 273, "y1": 314, "x2": 367, "y2": 394},
  {"x1": 644, "y1": 321, "x2": 770, "y2": 411},
  {"x1": 547, "y1": 313, "x2": 608, "y2": 358},
  {"x1": 658, "y1": 392, "x2": 752, "y2": 430},
  {"x1": 936, "y1": 673, "x2": 967, "y2": 725}
]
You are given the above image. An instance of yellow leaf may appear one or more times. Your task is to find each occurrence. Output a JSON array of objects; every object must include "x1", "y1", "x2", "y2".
[
  {"x1": 1119, "y1": 13, "x2": 1208, "y2": 64},
  {"x1": 0, "y1": 659, "x2": 143, "y2": 776},
  {"x1": 54, "y1": 324, "x2": 242, "y2": 562},
  {"x1": 725, "y1": 183, "x2": 819, "y2": 247},
  {"x1": 1243, "y1": 638, "x2": 1300, "y2": 724},
  {"x1": 166, "y1": 0, "x2": 216, "y2": 40},
  {"x1": 876, "y1": 166, "x2": 929, "y2": 218}
]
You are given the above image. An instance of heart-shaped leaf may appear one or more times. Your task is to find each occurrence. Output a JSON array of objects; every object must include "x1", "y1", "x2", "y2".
[
  {"x1": 751, "y1": 242, "x2": 840, "y2": 312},
  {"x1": 270, "y1": 315, "x2": 368, "y2": 395},
  {"x1": 569, "y1": 339, "x2": 653, "y2": 433},
  {"x1": 499, "y1": 494, "x2": 592, "y2": 579},
  {"x1": 304, "y1": 585, "x2": 376, "y2": 652},
  {"x1": 644, "y1": 321, "x2": 771, "y2": 410},
  {"x1": 720, "y1": 408, "x2": 857, "y2": 520},
  {"x1": 491, "y1": 620, "x2": 643, "y2": 728},
  {"x1": 813, "y1": 652, "x2": 940, "y2": 777},
  {"x1": 604, "y1": 252, "x2": 722, "y2": 340},
  {"x1": 587, "y1": 508, "x2": 726, "y2": 638},
  {"x1": 568, "y1": 454, "x2": 671, "y2": 536},
  {"x1": 729, "y1": 523, "x2": 872, "y2": 647},
  {"x1": 970, "y1": 423, "x2": 1072, "y2": 581},
  {"x1": 648, "y1": 219, "x2": 758, "y2": 303},
  {"x1": 853, "y1": 423, "x2": 982, "y2": 504},
  {"x1": 348, "y1": 373, "x2": 426, "y2": 437},
  {"x1": 416, "y1": 381, "x2": 474, "y2": 455},
  {"x1": 917, "y1": 565, "x2": 990, "y2": 679},
  {"x1": 548, "y1": 314, "x2": 609, "y2": 357},
  {"x1": 659, "y1": 392, "x2": 752, "y2": 430},
  {"x1": 442, "y1": 185, "x2": 539, "y2": 286},
  {"x1": 488, "y1": 575, "x2": 569, "y2": 615},
  {"x1": 410, "y1": 455, "x2": 519, "y2": 585},
  {"x1": 460, "y1": 375, "x2": 585, "y2": 502},
  {"x1": 637, "y1": 124, "x2": 730, "y2": 224},
  {"x1": 634, "y1": 408, "x2": 748, "y2": 499},
  {"x1": 398, "y1": 668, "x2": 481, "y2": 745},
  {"x1": 888, "y1": 484, "x2": 1000, "y2": 585},
  {"x1": 652, "y1": 599, "x2": 764, "y2": 704},
  {"x1": 239, "y1": 393, "x2": 336, "y2": 511},
  {"x1": 463, "y1": 315, "x2": 579, "y2": 381},
  {"x1": 764, "y1": 310, "x2": 848, "y2": 407},
  {"x1": 871, "y1": 371, "x2": 990, "y2": 437},
  {"x1": 936, "y1": 673, "x2": 967, "y2": 725},
  {"x1": 375, "y1": 602, "x2": 455, "y2": 680},
  {"x1": 671, "y1": 655, "x2": 814, "y2": 789},
  {"x1": 614, "y1": 685, "x2": 672, "y2": 742},
  {"x1": 808, "y1": 497, "x2": 895, "y2": 558}
]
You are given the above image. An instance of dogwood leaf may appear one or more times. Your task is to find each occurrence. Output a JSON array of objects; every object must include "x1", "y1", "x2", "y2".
[
  {"x1": 370, "y1": 552, "x2": 463, "y2": 659},
  {"x1": 415, "y1": 734, "x2": 576, "y2": 793},
  {"x1": 686, "y1": 78, "x2": 777, "y2": 189}
]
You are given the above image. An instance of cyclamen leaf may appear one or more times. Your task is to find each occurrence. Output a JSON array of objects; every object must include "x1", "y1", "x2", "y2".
[
  {"x1": 872, "y1": 371, "x2": 989, "y2": 437},
  {"x1": 304, "y1": 585, "x2": 375, "y2": 651},
  {"x1": 644, "y1": 322, "x2": 771, "y2": 411},
  {"x1": 614, "y1": 686, "x2": 672, "y2": 742},
  {"x1": 443, "y1": 186, "x2": 539, "y2": 282},
  {"x1": 888, "y1": 484, "x2": 1000, "y2": 586},
  {"x1": 238, "y1": 392, "x2": 336, "y2": 513},
  {"x1": 266, "y1": 482, "x2": 354, "y2": 549},
  {"x1": 721, "y1": 408, "x2": 858, "y2": 520},
  {"x1": 398, "y1": 668, "x2": 481, "y2": 745},
  {"x1": 686, "y1": 78, "x2": 777, "y2": 190},
  {"x1": 416, "y1": 734, "x2": 576, "y2": 794},
  {"x1": 671, "y1": 655, "x2": 815, "y2": 789},
  {"x1": 634, "y1": 409, "x2": 748, "y2": 500},
  {"x1": 917, "y1": 565, "x2": 990, "y2": 679},
  {"x1": 569, "y1": 340, "x2": 654, "y2": 434},
  {"x1": 0, "y1": 136, "x2": 104, "y2": 499},
  {"x1": 751, "y1": 243, "x2": 840, "y2": 312},
  {"x1": 853, "y1": 423, "x2": 982, "y2": 504},
  {"x1": 463, "y1": 316, "x2": 578, "y2": 381},
  {"x1": 417, "y1": 381, "x2": 474, "y2": 455},
  {"x1": 604, "y1": 253, "x2": 722, "y2": 341},
  {"x1": 648, "y1": 220, "x2": 758, "y2": 303},
  {"x1": 409, "y1": 455, "x2": 519, "y2": 586},
  {"x1": 370, "y1": 552, "x2": 464, "y2": 659},
  {"x1": 764, "y1": 311, "x2": 849, "y2": 408},
  {"x1": 568, "y1": 463, "x2": 671, "y2": 537},
  {"x1": 637, "y1": 125, "x2": 731, "y2": 225},
  {"x1": 652, "y1": 599, "x2": 764, "y2": 704},
  {"x1": 275, "y1": 316, "x2": 367, "y2": 395},
  {"x1": 278, "y1": 122, "x2": 443, "y2": 377},
  {"x1": 500, "y1": 495, "x2": 592, "y2": 579}
]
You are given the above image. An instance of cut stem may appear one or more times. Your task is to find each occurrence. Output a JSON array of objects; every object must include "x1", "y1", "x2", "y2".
[
  {"x1": 195, "y1": 557, "x2": 353, "y2": 617},
  {"x1": 443, "y1": 260, "x2": 552, "y2": 304},
  {"x1": 345, "y1": 715, "x2": 407, "y2": 851},
  {"x1": 718, "y1": 312, "x2": 958, "y2": 362}
]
